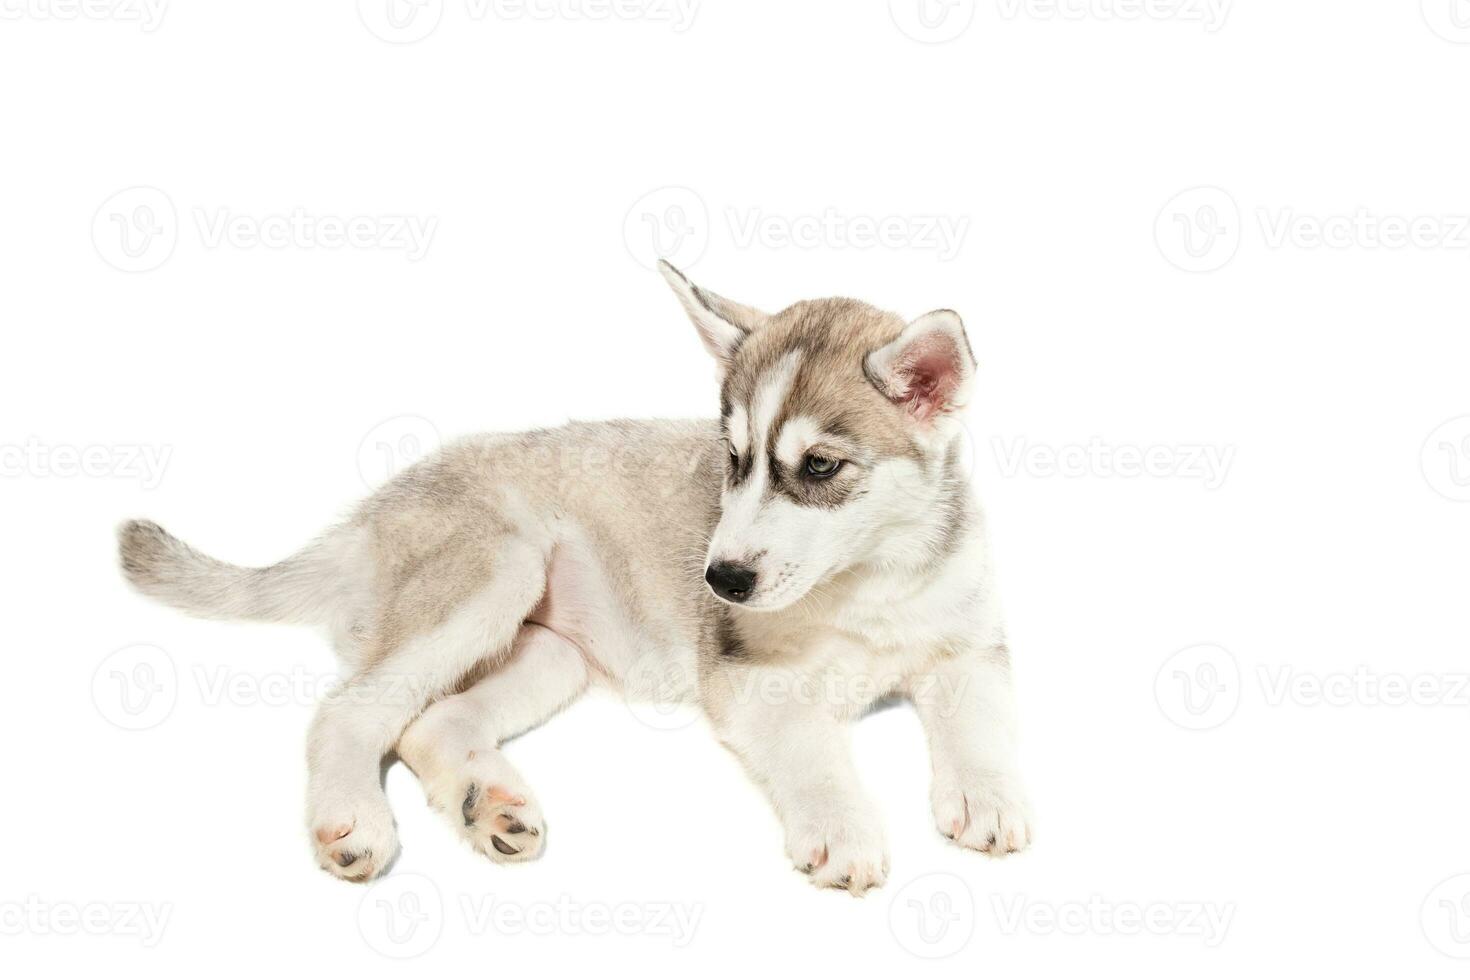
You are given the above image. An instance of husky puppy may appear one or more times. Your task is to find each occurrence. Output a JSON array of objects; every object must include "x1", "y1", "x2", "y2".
[{"x1": 118, "y1": 262, "x2": 1031, "y2": 895}]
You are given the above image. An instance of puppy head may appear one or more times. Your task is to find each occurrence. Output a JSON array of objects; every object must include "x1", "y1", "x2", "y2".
[{"x1": 660, "y1": 262, "x2": 975, "y2": 611}]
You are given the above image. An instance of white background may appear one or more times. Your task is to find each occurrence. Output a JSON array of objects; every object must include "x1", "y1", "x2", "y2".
[{"x1": 2, "y1": 0, "x2": 1469, "y2": 976}]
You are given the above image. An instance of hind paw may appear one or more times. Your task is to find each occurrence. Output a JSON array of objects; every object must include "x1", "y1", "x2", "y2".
[{"x1": 456, "y1": 780, "x2": 545, "y2": 862}]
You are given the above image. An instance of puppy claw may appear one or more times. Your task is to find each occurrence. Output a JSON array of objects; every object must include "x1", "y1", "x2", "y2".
[
  {"x1": 933, "y1": 776, "x2": 1033, "y2": 858},
  {"x1": 309, "y1": 797, "x2": 399, "y2": 883},
  {"x1": 315, "y1": 825, "x2": 351, "y2": 845},
  {"x1": 786, "y1": 819, "x2": 888, "y2": 896}
]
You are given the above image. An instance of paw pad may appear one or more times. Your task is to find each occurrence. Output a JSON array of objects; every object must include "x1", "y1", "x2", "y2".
[{"x1": 456, "y1": 781, "x2": 545, "y2": 863}]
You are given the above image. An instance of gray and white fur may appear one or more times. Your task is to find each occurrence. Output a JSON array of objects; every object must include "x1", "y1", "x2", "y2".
[{"x1": 117, "y1": 262, "x2": 1032, "y2": 894}]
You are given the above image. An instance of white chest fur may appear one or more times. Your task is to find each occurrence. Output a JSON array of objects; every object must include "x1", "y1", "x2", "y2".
[{"x1": 723, "y1": 533, "x2": 1001, "y2": 715}]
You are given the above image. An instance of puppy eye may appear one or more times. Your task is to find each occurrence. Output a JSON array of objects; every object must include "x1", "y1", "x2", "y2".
[{"x1": 803, "y1": 454, "x2": 841, "y2": 479}]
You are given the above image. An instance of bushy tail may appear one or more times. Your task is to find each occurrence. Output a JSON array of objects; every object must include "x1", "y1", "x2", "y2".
[{"x1": 117, "y1": 519, "x2": 350, "y2": 626}]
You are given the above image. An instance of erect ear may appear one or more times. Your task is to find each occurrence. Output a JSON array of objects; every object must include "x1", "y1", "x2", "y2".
[
  {"x1": 658, "y1": 260, "x2": 768, "y2": 369},
  {"x1": 865, "y1": 310, "x2": 976, "y2": 425}
]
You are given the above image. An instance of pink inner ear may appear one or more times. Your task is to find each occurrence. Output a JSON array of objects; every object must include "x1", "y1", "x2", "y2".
[{"x1": 893, "y1": 332, "x2": 962, "y2": 423}]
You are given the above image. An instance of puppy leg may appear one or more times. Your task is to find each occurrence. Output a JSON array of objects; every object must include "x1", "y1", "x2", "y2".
[
  {"x1": 398, "y1": 624, "x2": 588, "y2": 863},
  {"x1": 719, "y1": 696, "x2": 888, "y2": 896},
  {"x1": 911, "y1": 646, "x2": 1033, "y2": 855},
  {"x1": 306, "y1": 542, "x2": 547, "y2": 881}
]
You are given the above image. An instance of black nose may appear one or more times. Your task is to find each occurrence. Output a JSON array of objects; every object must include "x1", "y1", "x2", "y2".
[{"x1": 705, "y1": 561, "x2": 757, "y2": 603}]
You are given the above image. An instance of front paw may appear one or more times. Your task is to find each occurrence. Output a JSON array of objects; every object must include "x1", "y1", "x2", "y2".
[
  {"x1": 785, "y1": 810, "x2": 890, "y2": 896},
  {"x1": 309, "y1": 792, "x2": 400, "y2": 882},
  {"x1": 932, "y1": 772, "x2": 1033, "y2": 856}
]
